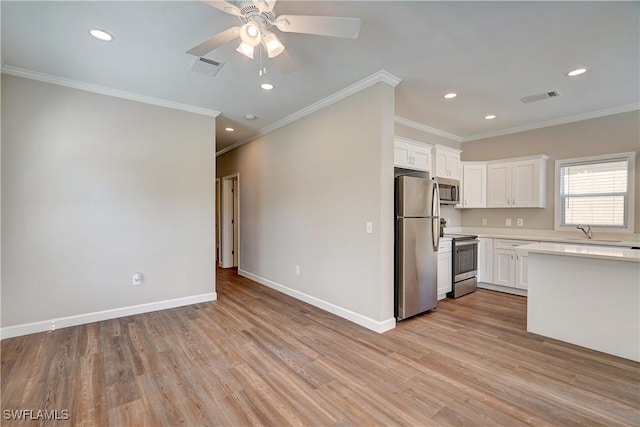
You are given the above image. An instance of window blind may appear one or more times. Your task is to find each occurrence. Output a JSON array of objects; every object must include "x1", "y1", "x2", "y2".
[{"x1": 559, "y1": 158, "x2": 628, "y2": 227}]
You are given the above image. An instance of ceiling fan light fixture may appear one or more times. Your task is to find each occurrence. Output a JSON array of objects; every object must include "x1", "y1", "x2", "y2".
[
  {"x1": 263, "y1": 32, "x2": 285, "y2": 58},
  {"x1": 236, "y1": 41, "x2": 254, "y2": 59},
  {"x1": 240, "y1": 22, "x2": 262, "y2": 47}
]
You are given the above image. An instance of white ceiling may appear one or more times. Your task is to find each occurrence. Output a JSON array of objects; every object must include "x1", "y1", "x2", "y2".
[{"x1": 2, "y1": 1, "x2": 639, "y2": 153}]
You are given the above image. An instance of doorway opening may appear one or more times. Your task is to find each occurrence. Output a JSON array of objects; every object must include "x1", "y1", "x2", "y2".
[{"x1": 220, "y1": 173, "x2": 239, "y2": 268}]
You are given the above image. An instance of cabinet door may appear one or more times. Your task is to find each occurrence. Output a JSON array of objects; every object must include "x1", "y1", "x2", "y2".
[
  {"x1": 447, "y1": 153, "x2": 460, "y2": 180},
  {"x1": 462, "y1": 164, "x2": 487, "y2": 208},
  {"x1": 394, "y1": 140, "x2": 413, "y2": 169},
  {"x1": 493, "y1": 248, "x2": 515, "y2": 287},
  {"x1": 411, "y1": 144, "x2": 431, "y2": 172},
  {"x1": 487, "y1": 163, "x2": 511, "y2": 208},
  {"x1": 512, "y1": 160, "x2": 538, "y2": 207},
  {"x1": 437, "y1": 252, "x2": 452, "y2": 298},
  {"x1": 515, "y1": 253, "x2": 528, "y2": 290},
  {"x1": 435, "y1": 151, "x2": 448, "y2": 178},
  {"x1": 478, "y1": 238, "x2": 493, "y2": 283}
]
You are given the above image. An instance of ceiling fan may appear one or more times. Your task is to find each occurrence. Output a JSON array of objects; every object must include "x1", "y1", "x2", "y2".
[{"x1": 186, "y1": 0, "x2": 361, "y2": 72}]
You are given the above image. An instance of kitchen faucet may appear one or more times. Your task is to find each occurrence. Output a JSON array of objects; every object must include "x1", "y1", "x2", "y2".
[{"x1": 577, "y1": 224, "x2": 592, "y2": 239}]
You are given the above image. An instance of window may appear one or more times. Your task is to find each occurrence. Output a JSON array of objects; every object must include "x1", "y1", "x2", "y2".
[{"x1": 555, "y1": 152, "x2": 635, "y2": 231}]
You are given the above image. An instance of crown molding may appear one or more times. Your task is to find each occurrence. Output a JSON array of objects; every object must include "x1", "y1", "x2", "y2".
[
  {"x1": 216, "y1": 69, "x2": 402, "y2": 156},
  {"x1": 1, "y1": 65, "x2": 221, "y2": 118},
  {"x1": 393, "y1": 116, "x2": 462, "y2": 142},
  {"x1": 462, "y1": 103, "x2": 640, "y2": 142}
]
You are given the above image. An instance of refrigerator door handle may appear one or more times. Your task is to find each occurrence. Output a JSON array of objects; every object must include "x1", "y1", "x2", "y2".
[
  {"x1": 433, "y1": 180, "x2": 441, "y2": 218},
  {"x1": 432, "y1": 181, "x2": 441, "y2": 250}
]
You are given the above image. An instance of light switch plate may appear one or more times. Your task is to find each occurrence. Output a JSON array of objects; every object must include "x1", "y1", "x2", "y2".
[
  {"x1": 481, "y1": 218, "x2": 488, "y2": 226},
  {"x1": 506, "y1": 218, "x2": 512, "y2": 227},
  {"x1": 366, "y1": 221, "x2": 373, "y2": 234},
  {"x1": 517, "y1": 218, "x2": 524, "y2": 227},
  {"x1": 132, "y1": 272, "x2": 142, "y2": 286}
]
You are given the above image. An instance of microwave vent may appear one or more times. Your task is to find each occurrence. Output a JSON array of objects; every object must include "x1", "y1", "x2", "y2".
[{"x1": 520, "y1": 90, "x2": 560, "y2": 104}]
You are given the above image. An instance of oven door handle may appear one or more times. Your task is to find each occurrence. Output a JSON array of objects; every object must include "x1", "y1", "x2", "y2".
[{"x1": 455, "y1": 240, "x2": 479, "y2": 247}]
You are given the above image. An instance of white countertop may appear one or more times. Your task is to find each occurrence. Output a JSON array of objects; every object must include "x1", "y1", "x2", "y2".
[
  {"x1": 518, "y1": 242, "x2": 640, "y2": 263},
  {"x1": 451, "y1": 227, "x2": 640, "y2": 248}
]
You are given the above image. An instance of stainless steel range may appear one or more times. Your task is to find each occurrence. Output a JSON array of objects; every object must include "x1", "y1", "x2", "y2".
[{"x1": 446, "y1": 233, "x2": 479, "y2": 298}]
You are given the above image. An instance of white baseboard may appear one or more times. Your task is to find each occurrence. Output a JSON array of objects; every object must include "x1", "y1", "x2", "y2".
[
  {"x1": 1, "y1": 292, "x2": 217, "y2": 340},
  {"x1": 238, "y1": 269, "x2": 396, "y2": 334},
  {"x1": 478, "y1": 282, "x2": 527, "y2": 297}
]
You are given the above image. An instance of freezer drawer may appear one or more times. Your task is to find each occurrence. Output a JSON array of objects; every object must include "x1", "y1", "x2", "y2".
[{"x1": 396, "y1": 217, "x2": 438, "y2": 320}]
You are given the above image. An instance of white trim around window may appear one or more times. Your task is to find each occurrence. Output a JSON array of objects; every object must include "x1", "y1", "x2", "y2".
[{"x1": 554, "y1": 152, "x2": 636, "y2": 233}]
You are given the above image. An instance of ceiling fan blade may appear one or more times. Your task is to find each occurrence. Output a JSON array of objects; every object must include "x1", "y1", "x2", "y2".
[
  {"x1": 186, "y1": 26, "x2": 240, "y2": 57},
  {"x1": 272, "y1": 49, "x2": 297, "y2": 75},
  {"x1": 201, "y1": 0, "x2": 242, "y2": 17},
  {"x1": 253, "y1": 0, "x2": 276, "y2": 13},
  {"x1": 275, "y1": 15, "x2": 361, "y2": 39}
]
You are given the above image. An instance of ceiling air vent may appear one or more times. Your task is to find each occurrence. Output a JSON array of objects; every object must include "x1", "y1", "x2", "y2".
[
  {"x1": 190, "y1": 57, "x2": 224, "y2": 77},
  {"x1": 520, "y1": 90, "x2": 560, "y2": 104}
]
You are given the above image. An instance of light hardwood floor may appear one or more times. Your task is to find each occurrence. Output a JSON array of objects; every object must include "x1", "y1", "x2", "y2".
[{"x1": 2, "y1": 268, "x2": 639, "y2": 426}]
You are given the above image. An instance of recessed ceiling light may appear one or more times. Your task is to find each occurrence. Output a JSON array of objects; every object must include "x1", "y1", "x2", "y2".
[
  {"x1": 260, "y1": 83, "x2": 274, "y2": 91},
  {"x1": 566, "y1": 68, "x2": 587, "y2": 77},
  {"x1": 484, "y1": 114, "x2": 496, "y2": 120},
  {"x1": 444, "y1": 93, "x2": 457, "y2": 99},
  {"x1": 224, "y1": 127, "x2": 235, "y2": 132},
  {"x1": 89, "y1": 29, "x2": 114, "y2": 42}
]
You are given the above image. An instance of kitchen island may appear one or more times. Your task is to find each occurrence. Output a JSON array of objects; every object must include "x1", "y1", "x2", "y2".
[{"x1": 519, "y1": 242, "x2": 640, "y2": 362}]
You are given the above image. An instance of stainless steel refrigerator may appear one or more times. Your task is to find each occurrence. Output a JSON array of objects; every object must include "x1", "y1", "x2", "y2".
[{"x1": 395, "y1": 175, "x2": 440, "y2": 320}]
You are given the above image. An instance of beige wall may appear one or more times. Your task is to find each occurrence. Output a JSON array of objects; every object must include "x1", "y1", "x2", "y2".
[
  {"x1": 461, "y1": 111, "x2": 640, "y2": 231},
  {"x1": 217, "y1": 82, "x2": 396, "y2": 327},
  {"x1": 1, "y1": 75, "x2": 217, "y2": 327},
  {"x1": 395, "y1": 122, "x2": 462, "y2": 150}
]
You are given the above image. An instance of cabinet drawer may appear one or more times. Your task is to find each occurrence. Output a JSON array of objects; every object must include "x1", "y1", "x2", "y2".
[
  {"x1": 438, "y1": 240, "x2": 452, "y2": 253},
  {"x1": 494, "y1": 239, "x2": 535, "y2": 249}
]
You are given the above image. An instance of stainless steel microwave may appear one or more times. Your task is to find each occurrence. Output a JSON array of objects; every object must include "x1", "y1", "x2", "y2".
[{"x1": 436, "y1": 177, "x2": 460, "y2": 205}]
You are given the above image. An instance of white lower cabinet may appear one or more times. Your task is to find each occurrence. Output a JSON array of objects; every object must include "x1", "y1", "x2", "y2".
[
  {"x1": 437, "y1": 239, "x2": 452, "y2": 300},
  {"x1": 515, "y1": 252, "x2": 528, "y2": 290},
  {"x1": 493, "y1": 248, "x2": 516, "y2": 286},
  {"x1": 477, "y1": 237, "x2": 493, "y2": 283},
  {"x1": 492, "y1": 239, "x2": 532, "y2": 290}
]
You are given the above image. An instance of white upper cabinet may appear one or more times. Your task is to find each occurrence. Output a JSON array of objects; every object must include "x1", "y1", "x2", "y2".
[
  {"x1": 460, "y1": 162, "x2": 487, "y2": 208},
  {"x1": 487, "y1": 162, "x2": 512, "y2": 207},
  {"x1": 434, "y1": 146, "x2": 461, "y2": 180},
  {"x1": 487, "y1": 155, "x2": 548, "y2": 208},
  {"x1": 394, "y1": 137, "x2": 433, "y2": 172}
]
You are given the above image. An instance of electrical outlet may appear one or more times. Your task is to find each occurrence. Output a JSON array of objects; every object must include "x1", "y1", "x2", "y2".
[
  {"x1": 481, "y1": 218, "x2": 488, "y2": 226},
  {"x1": 517, "y1": 218, "x2": 524, "y2": 227},
  {"x1": 132, "y1": 272, "x2": 142, "y2": 286},
  {"x1": 506, "y1": 218, "x2": 512, "y2": 227},
  {"x1": 295, "y1": 266, "x2": 301, "y2": 276},
  {"x1": 366, "y1": 221, "x2": 373, "y2": 234}
]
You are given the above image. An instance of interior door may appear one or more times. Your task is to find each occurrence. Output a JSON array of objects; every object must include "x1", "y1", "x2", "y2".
[{"x1": 232, "y1": 177, "x2": 239, "y2": 267}]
